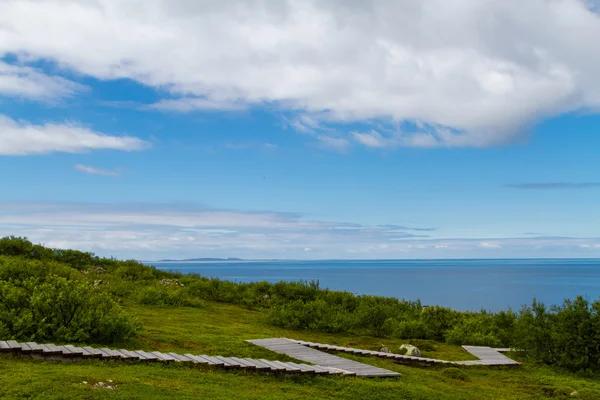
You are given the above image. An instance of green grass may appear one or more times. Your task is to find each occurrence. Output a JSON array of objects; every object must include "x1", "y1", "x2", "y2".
[{"x1": 1, "y1": 301, "x2": 599, "y2": 399}]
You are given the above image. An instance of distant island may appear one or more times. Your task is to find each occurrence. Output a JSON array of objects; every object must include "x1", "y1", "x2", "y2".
[{"x1": 157, "y1": 257, "x2": 245, "y2": 262}]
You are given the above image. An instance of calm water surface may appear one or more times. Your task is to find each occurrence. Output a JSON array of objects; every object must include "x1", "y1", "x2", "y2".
[{"x1": 149, "y1": 259, "x2": 600, "y2": 311}]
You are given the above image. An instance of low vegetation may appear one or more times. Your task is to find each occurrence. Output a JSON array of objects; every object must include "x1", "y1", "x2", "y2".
[{"x1": 0, "y1": 236, "x2": 599, "y2": 398}]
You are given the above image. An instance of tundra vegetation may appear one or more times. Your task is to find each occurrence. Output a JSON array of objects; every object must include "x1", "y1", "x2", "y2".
[{"x1": 0, "y1": 236, "x2": 599, "y2": 399}]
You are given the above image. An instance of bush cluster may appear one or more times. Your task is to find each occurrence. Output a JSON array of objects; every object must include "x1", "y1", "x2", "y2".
[{"x1": 0, "y1": 256, "x2": 138, "y2": 343}]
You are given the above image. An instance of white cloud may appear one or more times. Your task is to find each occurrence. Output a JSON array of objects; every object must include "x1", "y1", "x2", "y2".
[
  {"x1": 316, "y1": 135, "x2": 351, "y2": 152},
  {"x1": 1, "y1": 1, "x2": 600, "y2": 148},
  {"x1": 0, "y1": 60, "x2": 85, "y2": 101},
  {"x1": 479, "y1": 242, "x2": 502, "y2": 249},
  {"x1": 148, "y1": 97, "x2": 248, "y2": 112},
  {"x1": 0, "y1": 115, "x2": 149, "y2": 155},
  {"x1": 74, "y1": 164, "x2": 120, "y2": 177}
]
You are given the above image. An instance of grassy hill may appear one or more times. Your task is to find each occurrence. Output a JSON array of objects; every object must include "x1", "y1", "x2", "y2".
[
  {"x1": 2, "y1": 301, "x2": 600, "y2": 399},
  {"x1": 0, "y1": 236, "x2": 599, "y2": 399}
]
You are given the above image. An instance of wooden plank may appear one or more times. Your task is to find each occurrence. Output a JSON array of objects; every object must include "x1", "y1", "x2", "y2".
[
  {"x1": 25, "y1": 342, "x2": 43, "y2": 353},
  {"x1": 110, "y1": 349, "x2": 130, "y2": 359},
  {"x1": 46, "y1": 344, "x2": 69, "y2": 356},
  {"x1": 40, "y1": 344, "x2": 60, "y2": 355},
  {"x1": 134, "y1": 350, "x2": 158, "y2": 361},
  {"x1": 168, "y1": 352, "x2": 194, "y2": 362},
  {"x1": 270, "y1": 360, "x2": 302, "y2": 373},
  {"x1": 283, "y1": 362, "x2": 314, "y2": 374},
  {"x1": 257, "y1": 359, "x2": 286, "y2": 371},
  {"x1": 119, "y1": 349, "x2": 141, "y2": 360},
  {"x1": 6, "y1": 340, "x2": 22, "y2": 350},
  {"x1": 0, "y1": 341, "x2": 11, "y2": 352},
  {"x1": 77, "y1": 347, "x2": 94, "y2": 358},
  {"x1": 95, "y1": 348, "x2": 113, "y2": 358},
  {"x1": 242, "y1": 358, "x2": 274, "y2": 370},
  {"x1": 229, "y1": 357, "x2": 258, "y2": 369},
  {"x1": 201, "y1": 355, "x2": 228, "y2": 366},
  {"x1": 64, "y1": 345, "x2": 84, "y2": 356},
  {"x1": 151, "y1": 351, "x2": 176, "y2": 362},
  {"x1": 99, "y1": 348, "x2": 119, "y2": 359},
  {"x1": 82, "y1": 347, "x2": 104, "y2": 358},
  {"x1": 297, "y1": 363, "x2": 329, "y2": 374},
  {"x1": 183, "y1": 354, "x2": 208, "y2": 364},
  {"x1": 213, "y1": 356, "x2": 244, "y2": 368},
  {"x1": 16, "y1": 342, "x2": 32, "y2": 352},
  {"x1": 58, "y1": 346, "x2": 73, "y2": 356}
]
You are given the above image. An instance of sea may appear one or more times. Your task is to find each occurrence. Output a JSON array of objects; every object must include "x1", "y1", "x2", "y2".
[{"x1": 149, "y1": 259, "x2": 600, "y2": 312}]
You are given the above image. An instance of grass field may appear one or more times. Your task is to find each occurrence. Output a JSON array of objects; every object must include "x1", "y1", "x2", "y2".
[{"x1": 1, "y1": 301, "x2": 599, "y2": 399}]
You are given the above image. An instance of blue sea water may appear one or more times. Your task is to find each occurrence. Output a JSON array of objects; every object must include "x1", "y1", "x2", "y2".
[{"x1": 149, "y1": 259, "x2": 600, "y2": 311}]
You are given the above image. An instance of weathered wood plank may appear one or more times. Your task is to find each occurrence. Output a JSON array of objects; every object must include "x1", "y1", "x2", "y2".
[
  {"x1": 247, "y1": 338, "x2": 401, "y2": 377},
  {"x1": 243, "y1": 358, "x2": 274, "y2": 370},
  {"x1": 25, "y1": 342, "x2": 42, "y2": 352},
  {"x1": 64, "y1": 345, "x2": 84, "y2": 356},
  {"x1": 6, "y1": 340, "x2": 22, "y2": 350},
  {"x1": 151, "y1": 351, "x2": 176, "y2": 362},
  {"x1": 82, "y1": 347, "x2": 104, "y2": 358},
  {"x1": 0, "y1": 341, "x2": 11, "y2": 352},
  {"x1": 169, "y1": 352, "x2": 194, "y2": 362},
  {"x1": 258, "y1": 359, "x2": 286, "y2": 371}
]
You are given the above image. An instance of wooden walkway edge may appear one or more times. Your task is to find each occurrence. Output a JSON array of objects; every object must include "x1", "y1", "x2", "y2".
[
  {"x1": 249, "y1": 338, "x2": 521, "y2": 369},
  {"x1": 0, "y1": 340, "x2": 353, "y2": 376},
  {"x1": 246, "y1": 338, "x2": 401, "y2": 377}
]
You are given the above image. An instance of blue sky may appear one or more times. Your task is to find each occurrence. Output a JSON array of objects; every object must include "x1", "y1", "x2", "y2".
[{"x1": 1, "y1": 0, "x2": 600, "y2": 260}]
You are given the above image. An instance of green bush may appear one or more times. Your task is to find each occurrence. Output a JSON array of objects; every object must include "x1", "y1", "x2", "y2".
[
  {"x1": 513, "y1": 297, "x2": 600, "y2": 372},
  {"x1": 445, "y1": 313, "x2": 504, "y2": 347},
  {"x1": 441, "y1": 367, "x2": 471, "y2": 382},
  {"x1": 0, "y1": 257, "x2": 139, "y2": 343},
  {"x1": 135, "y1": 285, "x2": 204, "y2": 308}
]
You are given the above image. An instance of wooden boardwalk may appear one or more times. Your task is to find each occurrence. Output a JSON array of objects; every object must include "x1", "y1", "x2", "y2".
[
  {"x1": 250, "y1": 338, "x2": 520, "y2": 368},
  {"x1": 246, "y1": 338, "x2": 401, "y2": 377},
  {"x1": 455, "y1": 346, "x2": 520, "y2": 366},
  {"x1": 0, "y1": 340, "x2": 353, "y2": 376}
]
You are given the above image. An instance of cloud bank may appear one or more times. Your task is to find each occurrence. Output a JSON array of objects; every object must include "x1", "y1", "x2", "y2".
[
  {"x1": 1, "y1": 0, "x2": 600, "y2": 148},
  {"x1": 1, "y1": 201, "x2": 599, "y2": 260}
]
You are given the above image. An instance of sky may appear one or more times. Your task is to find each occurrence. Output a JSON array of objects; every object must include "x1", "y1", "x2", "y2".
[{"x1": 1, "y1": 0, "x2": 600, "y2": 260}]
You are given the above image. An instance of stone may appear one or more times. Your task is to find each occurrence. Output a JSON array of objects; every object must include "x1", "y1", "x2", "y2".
[
  {"x1": 160, "y1": 279, "x2": 184, "y2": 287},
  {"x1": 399, "y1": 344, "x2": 421, "y2": 357},
  {"x1": 379, "y1": 347, "x2": 391, "y2": 353}
]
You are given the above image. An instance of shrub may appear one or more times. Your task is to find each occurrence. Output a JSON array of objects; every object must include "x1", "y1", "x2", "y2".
[
  {"x1": 441, "y1": 367, "x2": 471, "y2": 382},
  {"x1": 513, "y1": 297, "x2": 600, "y2": 372},
  {"x1": 135, "y1": 285, "x2": 204, "y2": 308},
  {"x1": 0, "y1": 257, "x2": 139, "y2": 343},
  {"x1": 421, "y1": 306, "x2": 459, "y2": 341},
  {"x1": 445, "y1": 314, "x2": 504, "y2": 347},
  {"x1": 395, "y1": 320, "x2": 429, "y2": 339}
]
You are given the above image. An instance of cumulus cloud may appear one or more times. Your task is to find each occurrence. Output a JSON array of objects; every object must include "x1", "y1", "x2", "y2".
[
  {"x1": 74, "y1": 164, "x2": 120, "y2": 177},
  {"x1": 0, "y1": 60, "x2": 85, "y2": 101},
  {"x1": 0, "y1": 115, "x2": 149, "y2": 155},
  {"x1": 2, "y1": 0, "x2": 600, "y2": 148}
]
